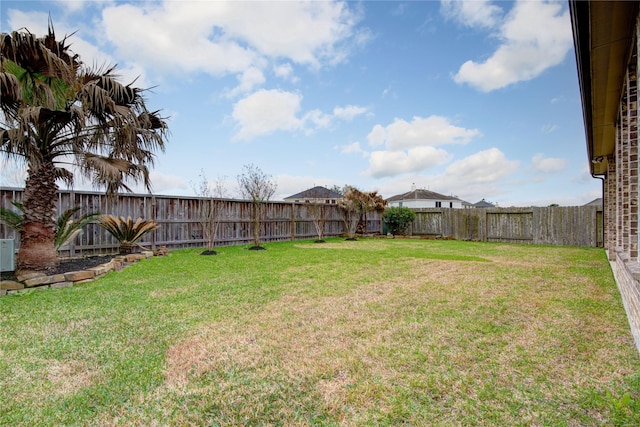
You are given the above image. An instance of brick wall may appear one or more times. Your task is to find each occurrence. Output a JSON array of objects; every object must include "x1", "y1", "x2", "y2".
[{"x1": 605, "y1": 18, "x2": 640, "y2": 352}]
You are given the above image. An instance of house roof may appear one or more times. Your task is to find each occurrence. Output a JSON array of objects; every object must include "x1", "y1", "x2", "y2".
[
  {"x1": 387, "y1": 189, "x2": 462, "y2": 202},
  {"x1": 473, "y1": 199, "x2": 495, "y2": 208},
  {"x1": 570, "y1": 1, "x2": 639, "y2": 176},
  {"x1": 584, "y1": 197, "x2": 603, "y2": 206},
  {"x1": 284, "y1": 186, "x2": 343, "y2": 200}
]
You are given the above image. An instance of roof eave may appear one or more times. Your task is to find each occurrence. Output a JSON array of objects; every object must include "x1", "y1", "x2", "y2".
[{"x1": 570, "y1": 0, "x2": 638, "y2": 176}]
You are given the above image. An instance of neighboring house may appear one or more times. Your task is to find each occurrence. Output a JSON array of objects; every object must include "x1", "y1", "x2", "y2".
[
  {"x1": 283, "y1": 186, "x2": 343, "y2": 204},
  {"x1": 386, "y1": 187, "x2": 464, "y2": 208},
  {"x1": 570, "y1": 0, "x2": 640, "y2": 351},
  {"x1": 472, "y1": 199, "x2": 495, "y2": 208}
]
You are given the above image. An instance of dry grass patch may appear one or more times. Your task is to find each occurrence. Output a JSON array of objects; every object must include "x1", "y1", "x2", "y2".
[
  {"x1": 45, "y1": 359, "x2": 99, "y2": 395},
  {"x1": 161, "y1": 253, "x2": 636, "y2": 425}
]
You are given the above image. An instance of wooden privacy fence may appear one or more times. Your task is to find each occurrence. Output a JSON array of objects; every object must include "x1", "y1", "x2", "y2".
[
  {"x1": 1, "y1": 187, "x2": 603, "y2": 258},
  {"x1": 409, "y1": 206, "x2": 603, "y2": 247},
  {"x1": 0, "y1": 187, "x2": 381, "y2": 258}
]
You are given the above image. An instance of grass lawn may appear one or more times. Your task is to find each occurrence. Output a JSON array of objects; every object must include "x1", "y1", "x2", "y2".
[{"x1": 1, "y1": 238, "x2": 639, "y2": 426}]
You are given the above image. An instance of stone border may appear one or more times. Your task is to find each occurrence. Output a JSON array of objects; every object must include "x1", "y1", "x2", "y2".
[{"x1": 0, "y1": 251, "x2": 154, "y2": 297}]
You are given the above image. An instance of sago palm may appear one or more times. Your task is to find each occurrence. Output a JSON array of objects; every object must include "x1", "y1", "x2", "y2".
[
  {"x1": 0, "y1": 22, "x2": 168, "y2": 273},
  {"x1": 54, "y1": 207, "x2": 101, "y2": 250},
  {"x1": 98, "y1": 215, "x2": 159, "y2": 254},
  {"x1": 0, "y1": 202, "x2": 100, "y2": 250}
]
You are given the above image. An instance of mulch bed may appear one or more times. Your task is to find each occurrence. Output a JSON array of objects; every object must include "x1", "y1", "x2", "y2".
[{"x1": 1, "y1": 255, "x2": 115, "y2": 282}]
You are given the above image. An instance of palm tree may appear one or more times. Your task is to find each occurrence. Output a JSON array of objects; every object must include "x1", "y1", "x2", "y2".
[{"x1": 0, "y1": 22, "x2": 168, "y2": 273}]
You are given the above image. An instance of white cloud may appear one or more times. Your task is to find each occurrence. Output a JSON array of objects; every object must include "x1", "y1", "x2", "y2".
[
  {"x1": 101, "y1": 3, "x2": 258, "y2": 78},
  {"x1": 333, "y1": 105, "x2": 368, "y2": 121},
  {"x1": 393, "y1": 148, "x2": 520, "y2": 202},
  {"x1": 532, "y1": 153, "x2": 566, "y2": 173},
  {"x1": 52, "y1": 0, "x2": 92, "y2": 13},
  {"x1": 367, "y1": 125, "x2": 388, "y2": 147},
  {"x1": 274, "y1": 63, "x2": 295, "y2": 80},
  {"x1": 232, "y1": 89, "x2": 304, "y2": 140},
  {"x1": 232, "y1": 89, "x2": 367, "y2": 139},
  {"x1": 224, "y1": 67, "x2": 266, "y2": 98},
  {"x1": 440, "y1": 0, "x2": 503, "y2": 30},
  {"x1": 220, "y1": 1, "x2": 365, "y2": 67},
  {"x1": 99, "y1": 0, "x2": 364, "y2": 82},
  {"x1": 6, "y1": 9, "x2": 151, "y2": 88},
  {"x1": 453, "y1": 0, "x2": 572, "y2": 92},
  {"x1": 6, "y1": 9, "x2": 51, "y2": 35},
  {"x1": 366, "y1": 146, "x2": 451, "y2": 178},
  {"x1": 304, "y1": 109, "x2": 333, "y2": 130},
  {"x1": 445, "y1": 148, "x2": 519, "y2": 183},
  {"x1": 362, "y1": 115, "x2": 481, "y2": 178},
  {"x1": 146, "y1": 172, "x2": 189, "y2": 195},
  {"x1": 337, "y1": 142, "x2": 369, "y2": 158},
  {"x1": 366, "y1": 116, "x2": 480, "y2": 150}
]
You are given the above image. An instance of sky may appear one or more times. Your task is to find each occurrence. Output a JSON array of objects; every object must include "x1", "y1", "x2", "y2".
[{"x1": 0, "y1": 0, "x2": 601, "y2": 206}]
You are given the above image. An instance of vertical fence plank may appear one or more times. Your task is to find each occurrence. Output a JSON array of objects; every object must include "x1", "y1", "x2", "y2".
[{"x1": 1, "y1": 187, "x2": 602, "y2": 258}]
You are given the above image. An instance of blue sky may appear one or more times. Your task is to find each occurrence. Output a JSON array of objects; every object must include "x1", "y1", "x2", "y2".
[{"x1": 0, "y1": 0, "x2": 600, "y2": 206}]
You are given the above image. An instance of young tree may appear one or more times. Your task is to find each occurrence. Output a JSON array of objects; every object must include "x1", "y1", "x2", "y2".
[
  {"x1": 359, "y1": 190, "x2": 387, "y2": 234},
  {"x1": 338, "y1": 186, "x2": 362, "y2": 240},
  {"x1": 338, "y1": 186, "x2": 387, "y2": 238},
  {"x1": 306, "y1": 202, "x2": 327, "y2": 243},
  {"x1": 369, "y1": 191, "x2": 387, "y2": 233},
  {"x1": 0, "y1": 23, "x2": 168, "y2": 273},
  {"x1": 193, "y1": 170, "x2": 227, "y2": 255},
  {"x1": 237, "y1": 164, "x2": 277, "y2": 249}
]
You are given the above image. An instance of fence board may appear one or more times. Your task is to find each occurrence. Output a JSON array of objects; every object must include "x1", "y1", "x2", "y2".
[
  {"x1": 1, "y1": 188, "x2": 383, "y2": 257},
  {"x1": 1, "y1": 188, "x2": 603, "y2": 259},
  {"x1": 410, "y1": 207, "x2": 602, "y2": 246}
]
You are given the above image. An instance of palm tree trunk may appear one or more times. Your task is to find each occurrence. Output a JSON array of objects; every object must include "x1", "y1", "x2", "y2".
[{"x1": 17, "y1": 162, "x2": 59, "y2": 274}]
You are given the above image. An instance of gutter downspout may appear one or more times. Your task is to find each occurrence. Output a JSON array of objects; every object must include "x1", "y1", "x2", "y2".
[{"x1": 591, "y1": 173, "x2": 605, "y2": 248}]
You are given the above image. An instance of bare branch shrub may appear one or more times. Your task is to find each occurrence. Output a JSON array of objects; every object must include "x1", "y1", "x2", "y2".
[
  {"x1": 193, "y1": 170, "x2": 227, "y2": 254},
  {"x1": 306, "y1": 203, "x2": 327, "y2": 242},
  {"x1": 237, "y1": 164, "x2": 277, "y2": 249}
]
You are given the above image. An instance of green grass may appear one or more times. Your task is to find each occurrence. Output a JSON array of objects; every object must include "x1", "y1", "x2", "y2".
[{"x1": 1, "y1": 238, "x2": 639, "y2": 426}]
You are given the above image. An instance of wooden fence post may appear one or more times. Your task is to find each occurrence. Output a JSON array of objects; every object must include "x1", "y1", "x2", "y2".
[
  {"x1": 291, "y1": 203, "x2": 296, "y2": 241},
  {"x1": 151, "y1": 195, "x2": 157, "y2": 251}
]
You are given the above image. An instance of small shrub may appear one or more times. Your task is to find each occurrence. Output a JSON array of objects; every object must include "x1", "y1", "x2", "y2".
[{"x1": 382, "y1": 207, "x2": 416, "y2": 235}]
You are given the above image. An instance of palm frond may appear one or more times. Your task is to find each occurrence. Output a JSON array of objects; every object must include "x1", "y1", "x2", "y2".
[
  {"x1": 98, "y1": 214, "x2": 159, "y2": 245},
  {"x1": 53, "y1": 166, "x2": 74, "y2": 186},
  {"x1": 54, "y1": 206, "x2": 100, "y2": 249},
  {"x1": 0, "y1": 200, "x2": 25, "y2": 231},
  {"x1": 81, "y1": 153, "x2": 150, "y2": 194},
  {"x1": 0, "y1": 70, "x2": 22, "y2": 109}
]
